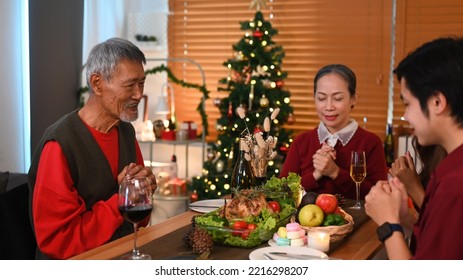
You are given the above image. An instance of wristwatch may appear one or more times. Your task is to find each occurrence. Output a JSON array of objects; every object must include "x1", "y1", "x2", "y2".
[{"x1": 376, "y1": 222, "x2": 404, "y2": 242}]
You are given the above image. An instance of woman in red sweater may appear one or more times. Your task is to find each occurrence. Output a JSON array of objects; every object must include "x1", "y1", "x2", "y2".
[{"x1": 280, "y1": 64, "x2": 388, "y2": 200}]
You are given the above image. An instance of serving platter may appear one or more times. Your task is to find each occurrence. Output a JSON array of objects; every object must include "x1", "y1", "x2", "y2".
[{"x1": 189, "y1": 199, "x2": 225, "y2": 213}]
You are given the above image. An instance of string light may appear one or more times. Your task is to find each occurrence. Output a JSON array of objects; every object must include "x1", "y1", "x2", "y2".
[{"x1": 284, "y1": 97, "x2": 290, "y2": 103}]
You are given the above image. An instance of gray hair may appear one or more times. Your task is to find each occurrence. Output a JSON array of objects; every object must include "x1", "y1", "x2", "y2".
[{"x1": 85, "y1": 37, "x2": 146, "y2": 92}]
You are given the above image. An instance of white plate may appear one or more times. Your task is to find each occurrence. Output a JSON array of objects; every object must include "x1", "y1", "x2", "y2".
[
  {"x1": 268, "y1": 239, "x2": 279, "y2": 247},
  {"x1": 189, "y1": 199, "x2": 225, "y2": 213},
  {"x1": 249, "y1": 246, "x2": 327, "y2": 260}
]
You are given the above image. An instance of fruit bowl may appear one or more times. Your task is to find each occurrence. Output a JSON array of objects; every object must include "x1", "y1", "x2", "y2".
[
  {"x1": 195, "y1": 209, "x2": 295, "y2": 248},
  {"x1": 300, "y1": 208, "x2": 354, "y2": 242}
]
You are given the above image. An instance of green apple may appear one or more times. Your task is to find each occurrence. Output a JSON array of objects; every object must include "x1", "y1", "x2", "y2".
[{"x1": 298, "y1": 204, "x2": 324, "y2": 227}]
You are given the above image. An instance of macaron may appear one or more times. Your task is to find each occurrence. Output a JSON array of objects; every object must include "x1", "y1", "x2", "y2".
[
  {"x1": 290, "y1": 237, "x2": 305, "y2": 247},
  {"x1": 286, "y1": 229, "x2": 305, "y2": 239},
  {"x1": 272, "y1": 232, "x2": 279, "y2": 242},
  {"x1": 276, "y1": 237, "x2": 290, "y2": 246},
  {"x1": 277, "y1": 226, "x2": 287, "y2": 238},
  {"x1": 286, "y1": 222, "x2": 301, "y2": 232}
]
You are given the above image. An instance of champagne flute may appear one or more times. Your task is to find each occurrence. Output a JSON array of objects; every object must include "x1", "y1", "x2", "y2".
[
  {"x1": 118, "y1": 177, "x2": 153, "y2": 260},
  {"x1": 350, "y1": 151, "x2": 366, "y2": 209}
]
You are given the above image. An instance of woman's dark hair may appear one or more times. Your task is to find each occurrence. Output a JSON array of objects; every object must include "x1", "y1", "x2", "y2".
[
  {"x1": 314, "y1": 64, "x2": 357, "y2": 97},
  {"x1": 394, "y1": 37, "x2": 463, "y2": 125},
  {"x1": 412, "y1": 137, "x2": 447, "y2": 188}
]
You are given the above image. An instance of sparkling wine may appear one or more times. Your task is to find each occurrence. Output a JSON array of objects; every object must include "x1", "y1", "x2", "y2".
[
  {"x1": 350, "y1": 150, "x2": 366, "y2": 210},
  {"x1": 119, "y1": 205, "x2": 153, "y2": 224},
  {"x1": 350, "y1": 164, "x2": 366, "y2": 183}
]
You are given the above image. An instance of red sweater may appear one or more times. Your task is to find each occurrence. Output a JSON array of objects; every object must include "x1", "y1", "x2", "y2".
[
  {"x1": 33, "y1": 125, "x2": 144, "y2": 259},
  {"x1": 280, "y1": 127, "x2": 388, "y2": 199},
  {"x1": 411, "y1": 143, "x2": 463, "y2": 259}
]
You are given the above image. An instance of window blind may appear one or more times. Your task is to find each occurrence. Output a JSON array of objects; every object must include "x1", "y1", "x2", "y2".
[
  {"x1": 393, "y1": 0, "x2": 463, "y2": 133},
  {"x1": 168, "y1": 0, "x2": 424, "y2": 142}
]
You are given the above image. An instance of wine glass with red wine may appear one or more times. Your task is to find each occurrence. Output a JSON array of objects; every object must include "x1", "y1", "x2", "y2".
[{"x1": 118, "y1": 176, "x2": 153, "y2": 260}]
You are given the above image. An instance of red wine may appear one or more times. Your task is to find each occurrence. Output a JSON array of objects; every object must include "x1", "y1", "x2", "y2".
[{"x1": 119, "y1": 205, "x2": 153, "y2": 224}]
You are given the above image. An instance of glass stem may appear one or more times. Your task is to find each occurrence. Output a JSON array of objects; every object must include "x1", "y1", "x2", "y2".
[
  {"x1": 356, "y1": 182, "x2": 360, "y2": 204},
  {"x1": 132, "y1": 222, "x2": 139, "y2": 256}
]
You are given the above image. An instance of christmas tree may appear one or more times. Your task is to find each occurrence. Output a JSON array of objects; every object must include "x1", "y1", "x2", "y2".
[{"x1": 189, "y1": 10, "x2": 295, "y2": 200}]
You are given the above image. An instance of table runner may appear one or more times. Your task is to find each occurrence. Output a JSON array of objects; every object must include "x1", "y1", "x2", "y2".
[{"x1": 115, "y1": 200, "x2": 369, "y2": 260}]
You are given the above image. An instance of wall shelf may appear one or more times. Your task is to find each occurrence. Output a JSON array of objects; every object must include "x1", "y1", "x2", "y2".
[{"x1": 139, "y1": 139, "x2": 202, "y2": 179}]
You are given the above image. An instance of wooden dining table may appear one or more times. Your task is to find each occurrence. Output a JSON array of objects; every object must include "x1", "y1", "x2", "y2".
[{"x1": 70, "y1": 200, "x2": 384, "y2": 260}]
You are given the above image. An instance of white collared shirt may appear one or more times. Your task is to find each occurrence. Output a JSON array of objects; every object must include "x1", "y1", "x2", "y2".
[{"x1": 317, "y1": 119, "x2": 359, "y2": 147}]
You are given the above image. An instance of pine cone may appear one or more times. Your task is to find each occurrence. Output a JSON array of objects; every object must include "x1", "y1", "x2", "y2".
[
  {"x1": 183, "y1": 227, "x2": 195, "y2": 247},
  {"x1": 190, "y1": 228, "x2": 213, "y2": 253}
]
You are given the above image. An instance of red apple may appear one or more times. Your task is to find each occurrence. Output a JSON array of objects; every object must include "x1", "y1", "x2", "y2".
[{"x1": 315, "y1": 194, "x2": 338, "y2": 214}]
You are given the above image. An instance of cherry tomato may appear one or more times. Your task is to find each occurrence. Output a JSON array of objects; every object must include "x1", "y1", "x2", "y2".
[
  {"x1": 268, "y1": 201, "x2": 281, "y2": 213},
  {"x1": 231, "y1": 220, "x2": 248, "y2": 236},
  {"x1": 241, "y1": 229, "x2": 250, "y2": 239},
  {"x1": 247, "y1": 223, "x2": 257, "y2": 231},
  {"x1": 232, "y1": 220, "x2": 248, "y2": 229}
]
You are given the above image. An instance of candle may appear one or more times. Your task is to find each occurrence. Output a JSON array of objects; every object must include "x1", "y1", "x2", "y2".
[{"x1": 307, "y1": 232, "x2": 330, "y2": 252}]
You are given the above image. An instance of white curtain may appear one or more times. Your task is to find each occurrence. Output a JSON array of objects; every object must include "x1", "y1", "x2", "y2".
[
  {"x1": 0, "y1": 0, "x2": 28, "y2": 172},
  {"x1": 82, "y1": 0, "x2": 126, "y2": 66}
]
